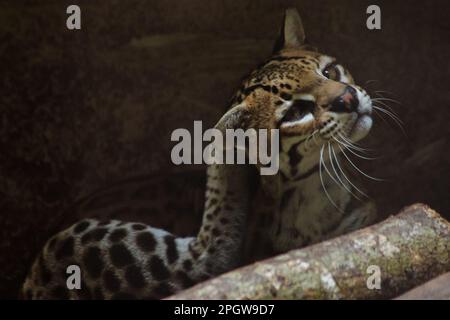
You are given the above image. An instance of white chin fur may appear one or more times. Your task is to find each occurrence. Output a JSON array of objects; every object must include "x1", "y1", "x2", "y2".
[{"x1": 349, "y1": 115, "x2": 372, "y2": 142}]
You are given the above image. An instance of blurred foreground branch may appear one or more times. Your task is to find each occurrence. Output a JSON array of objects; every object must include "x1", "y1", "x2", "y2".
[{"x1": 168, "y1": 204, "x2": 450, "y2": 299}]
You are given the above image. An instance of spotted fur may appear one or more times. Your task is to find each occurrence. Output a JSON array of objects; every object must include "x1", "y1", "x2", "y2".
[{"x1": 22, "y1": 8, "x2": 377, "y2": 299}]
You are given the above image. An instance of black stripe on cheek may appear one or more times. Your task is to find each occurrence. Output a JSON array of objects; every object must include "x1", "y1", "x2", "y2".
[{"x1": 288, "y1": 142, "x2": 303, "y2": 169}]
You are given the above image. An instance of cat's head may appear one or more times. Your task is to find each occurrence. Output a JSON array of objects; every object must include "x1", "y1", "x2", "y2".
[{"x1": 224, "y1": 8, "x2": 373, "y2": 179}]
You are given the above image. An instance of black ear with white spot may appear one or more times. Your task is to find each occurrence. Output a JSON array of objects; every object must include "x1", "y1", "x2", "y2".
[{"x1": 273, "y1": 8, "x2": 306, "y2": 53}]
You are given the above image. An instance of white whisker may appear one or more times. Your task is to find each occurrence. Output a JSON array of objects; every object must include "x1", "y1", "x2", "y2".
[
  {"x1": 372, "y1": 108, "x2": 390, "y2": 127},
  {"x1": 333, "y1": 134, "x2": 366, "y2": 154},
  {"x1": 305, "y1": 129, "x2": 319, "y2": 149},
  {"x1": 373, "y1": 105, "x2": 406, "y2": 136},
  {"x1": 333, "y1": 137, "x2": 376, "y2": 160},
  {"x1": 374, "y1": 90, "x2": 396, "y2": 96},
  {"x1": 328, "y1": 142, "x2": 363, "y2": 200},
  {"x1": 365, "y1": 79, "x2": 379, "y2": 86},
  {"x1": 372, "y1": 96, "x2": 402, "y2": 106},
  {"x1": 372, "y1": 99, "x2": 400, "y2": 117},
  {"x1": 331, "y1": 143, "x2": 369, "y2": 198},
  {"x1": 338, "y1": 144, "x2": 384, "y2": 181},
  {"x1": 337, "y1": 132, "x2": 371, "y2": 152},
  {"x1": 373, "y1": 105, "x2": 402, "y2": 123},
  {"x1": 319, "y1": 146, "x2": 343, "y2": 213}
]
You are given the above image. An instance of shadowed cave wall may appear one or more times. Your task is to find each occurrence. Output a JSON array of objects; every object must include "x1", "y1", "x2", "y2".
[{"x1": 0, "y1": 0, "x2": 449, "y2": 298}]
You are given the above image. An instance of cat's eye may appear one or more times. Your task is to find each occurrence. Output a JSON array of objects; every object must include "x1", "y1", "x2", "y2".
[{"x1": 322, "y1": 64, "x2": 341, "y2": 81}]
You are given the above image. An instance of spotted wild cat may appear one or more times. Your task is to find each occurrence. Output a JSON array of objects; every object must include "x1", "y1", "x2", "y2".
[{"x1": 22, "y1": 8, "x2": 376, "y2": 299}]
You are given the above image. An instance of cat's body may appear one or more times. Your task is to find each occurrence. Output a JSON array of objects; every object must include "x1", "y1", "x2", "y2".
[{"x1": 22, "y1": 9, "x2": 376, "y2": 299}]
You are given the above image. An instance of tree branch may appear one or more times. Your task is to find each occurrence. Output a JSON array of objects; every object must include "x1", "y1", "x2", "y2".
[{"x1": 167, "y1": 204, "x2": 450, "y2": 299}]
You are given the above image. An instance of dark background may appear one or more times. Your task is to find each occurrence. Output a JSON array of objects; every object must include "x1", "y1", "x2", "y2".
[{"x1": 0, "y1": 0, "x2": 449, "y2": 299}]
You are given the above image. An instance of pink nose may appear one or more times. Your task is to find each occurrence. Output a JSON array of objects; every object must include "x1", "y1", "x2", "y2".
[
  {"x1": 330, "y1": 86, "x2": 359, "y2": 113},
  {"x1": 341, "y1": 91, "x2": 354, "y2": 104}
]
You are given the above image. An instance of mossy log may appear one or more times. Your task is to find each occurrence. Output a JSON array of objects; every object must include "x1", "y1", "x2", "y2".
[
  {"x1": 168, "y1": 204, "x2": 450, "y2": 299},
  {"x1": 394, "y1": 271, "x2": 450, "y2": 300}
]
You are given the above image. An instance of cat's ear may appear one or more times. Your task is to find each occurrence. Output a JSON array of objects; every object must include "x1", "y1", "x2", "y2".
[{"x1": 273, "y1": 8, "x2": 306, "y2": 53}]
